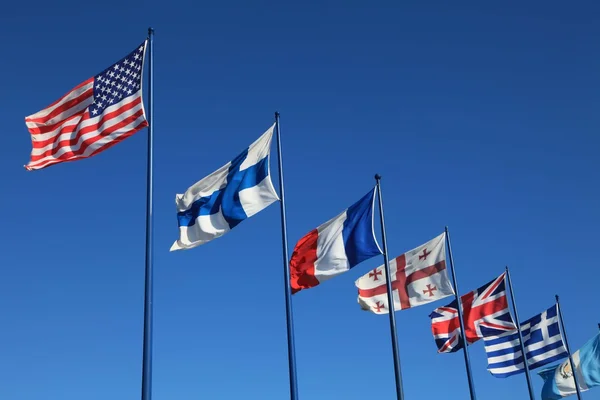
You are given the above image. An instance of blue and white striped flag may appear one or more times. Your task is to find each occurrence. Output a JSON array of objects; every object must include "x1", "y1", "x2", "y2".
[
  {"x1": 170, "y1": 124, "x2": 279, "y2": 251},
  {"x1": 484, "y1": 304, "x2": 568, "y2": 378}
]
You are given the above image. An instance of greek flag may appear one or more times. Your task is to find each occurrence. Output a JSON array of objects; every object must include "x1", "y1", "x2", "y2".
[
  {"x1": 170, "y1": 124, "x2": 279, "y2": 251},
  {"x1": 484, "y1": 304, "x2": 568, "y2": 377}
]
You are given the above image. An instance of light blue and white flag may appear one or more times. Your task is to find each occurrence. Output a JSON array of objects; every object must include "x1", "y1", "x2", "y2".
[
  {"x1": 484, "y1": 304, "x2": 568, "y2": 377},
  {"x1": 539, "y1": 332, "x2": 600, "y2": 399},
  {"x1": 170, "y1": 124, "x2": 279, "y2": 251}
]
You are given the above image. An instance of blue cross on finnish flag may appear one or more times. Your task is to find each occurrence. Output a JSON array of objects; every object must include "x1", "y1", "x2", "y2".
[{"x1": 170, "y1": 124, "x2": 279, "y2": 251}]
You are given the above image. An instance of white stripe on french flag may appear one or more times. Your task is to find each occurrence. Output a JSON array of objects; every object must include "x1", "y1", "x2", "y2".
[{"x1": 289, "y1": 188, "x2": 382, "y2": 294}]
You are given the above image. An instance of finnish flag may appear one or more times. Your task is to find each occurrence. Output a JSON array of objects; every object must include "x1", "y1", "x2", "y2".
[{"x1": 170, "y1": 124, "x2": 279, "y2": 251}]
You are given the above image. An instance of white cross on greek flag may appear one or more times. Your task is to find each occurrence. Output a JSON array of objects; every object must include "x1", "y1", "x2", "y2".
[{"x1": 484, "y1": 304, "x2": 568, "y2": 378}]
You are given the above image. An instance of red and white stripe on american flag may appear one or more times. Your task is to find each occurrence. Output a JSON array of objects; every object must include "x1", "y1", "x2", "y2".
[{"x1": 24, "y1": 41, "x2": 149, "y2": 171}]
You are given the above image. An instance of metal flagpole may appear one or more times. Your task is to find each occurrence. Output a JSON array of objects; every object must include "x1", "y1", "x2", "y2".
[
  {"x1": 141, "y1": 27, "x2": 154, "y2": 400},
  {"x1": 505, "y1": 266, "x2": 535, "y2": 400},
  {"x1": 555, "y1": 295, "x2": 583, "y2": 400},
  {"x1": 445, "y1": 227, "x2": 477, "y2": 400},
  {"x1": 374, "y1": 174, "x2": 404, "y2": 400},
  {"x1": 274, "y1": 112, "x2": 299, "y2": 400}
]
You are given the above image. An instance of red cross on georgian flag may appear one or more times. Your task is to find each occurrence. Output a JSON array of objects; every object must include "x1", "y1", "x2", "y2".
[{"x1": 355, "y1": 232, "x2": 455, "y2": 314}]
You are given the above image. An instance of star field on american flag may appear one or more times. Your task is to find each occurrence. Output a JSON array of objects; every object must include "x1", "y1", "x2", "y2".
[{"x1": 90, "y1": 44, "x2": 145, "y2": 117}]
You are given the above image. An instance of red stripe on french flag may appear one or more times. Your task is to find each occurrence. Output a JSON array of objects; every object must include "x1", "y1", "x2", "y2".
[{"x1": 289, "y1": 229, "x2": 320, "y2": 294}]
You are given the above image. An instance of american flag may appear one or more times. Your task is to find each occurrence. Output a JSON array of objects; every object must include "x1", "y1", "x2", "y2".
[
  {"x1": 429, "y1": 272, "x2": 517, "y2": 353},
  {"x1": 24, "y1": 41, "x2": 149, "y2": 170}
]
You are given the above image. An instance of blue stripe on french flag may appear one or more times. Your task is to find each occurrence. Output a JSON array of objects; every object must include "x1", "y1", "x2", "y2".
[{"x1": 289, "y1": 188, "x2": 382, "y2": 294}]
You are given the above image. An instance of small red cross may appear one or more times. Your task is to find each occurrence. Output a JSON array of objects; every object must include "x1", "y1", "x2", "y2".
[
  {"x1": 423, "y1": 284, "x2": 437, "y2": 297},
  {"x1": 419, "y1": 248, "x2": 431, "y2": 261},
  {"x1": 374, "y1": 301, "x2": 385, "y2": 312},
  {"x1": 369, "y1": 268, "x2": 383, "y2": 281}
]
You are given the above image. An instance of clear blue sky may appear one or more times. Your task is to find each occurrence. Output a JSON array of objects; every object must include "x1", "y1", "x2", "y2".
[{"x1": 1, "y1": 1, "x2": 598, "y2": 399}]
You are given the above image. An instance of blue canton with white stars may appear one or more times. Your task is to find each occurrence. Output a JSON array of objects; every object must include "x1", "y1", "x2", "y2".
[{"x1": 90, "y1": 41, "x2": 146, "y2": 116}]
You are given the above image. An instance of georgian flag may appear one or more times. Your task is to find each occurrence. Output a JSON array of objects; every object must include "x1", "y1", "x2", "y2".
[{"x1": 355, "y1": 232, "x2": 455, "y2": 314}]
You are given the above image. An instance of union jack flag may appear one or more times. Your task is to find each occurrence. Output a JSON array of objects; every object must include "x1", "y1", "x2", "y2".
[
  {"x1": 24, "y1": 40, "x2": 148, "y2": 170},
  {"x1": 429, "y1": 272, "x2": 517, "y2": 353}
]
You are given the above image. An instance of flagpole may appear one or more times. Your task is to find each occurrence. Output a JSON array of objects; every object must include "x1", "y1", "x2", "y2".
[
  {"x1": 141, "y1": 27, "x2": 154, "y2": 400},
  {"x1": 505, "y1": 266, "x2": 535, "y2": 400},
  {"x1": 374, "y1": 174, "x2": 404, "y2": 400},
  {"x1": 555, "y1": 295, "x2": 583, "y2": 400},
  {"x1": 445, "y1": 227, "x2": 477, "y2": 400},
  {"x1": 274, "y1": 112, "x2": 299, "y2": 400}
]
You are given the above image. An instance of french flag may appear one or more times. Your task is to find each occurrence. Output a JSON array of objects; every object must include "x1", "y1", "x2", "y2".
[{"x1": 289, "y1": 188, "x2": 382, "y2": 294}]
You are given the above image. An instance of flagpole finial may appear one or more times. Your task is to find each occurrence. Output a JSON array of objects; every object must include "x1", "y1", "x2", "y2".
[
  {"x1": 275, "y1": 111, "x2": 280, "y2": 119},
  {"x1": 444, "y1": 226, "x2": 449, "y2": 233},
  {"x1": 148, "y1": 27, "x2": 154, "y2": 36},
  {"x1": 505, "y1": 265, "x2": 509, "y2": 272},
  {"x1": 375, "y1": 173, "x2": 382, "y2": 181},
  {"x1": 555, "y1": 294, "x2": 560, "y2": 302}
]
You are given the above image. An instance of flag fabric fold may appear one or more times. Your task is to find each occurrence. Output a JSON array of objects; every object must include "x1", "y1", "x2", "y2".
[
  {"x1": 170, "y1": 124, "x2": 279, "y2": 251},
  {"x1": 24, "y1": 41, "x2": 148, "y2": 170},
  {"x1": 355, "y1": 232, "x2": 454, "y2": 314},
  {"x1": 429, "y1": 272, "x2": 517, "y2": 353},
  {"x1": 539, "y1": 333, "x2": 600, "y2": 399},
  {"x1": 484, "y1": 304, "x2": 568, "y2": 377},
  {"x1": 289, "y1": 188, "x2": 382, "y2": 294}
]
